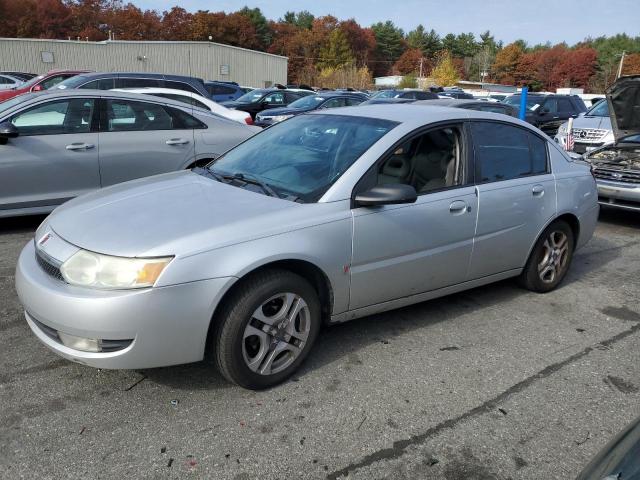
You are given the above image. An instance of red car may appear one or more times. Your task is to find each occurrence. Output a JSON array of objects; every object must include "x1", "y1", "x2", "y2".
[{"x1": 0, "y1": 70, "x2": 90, "y2": 102}]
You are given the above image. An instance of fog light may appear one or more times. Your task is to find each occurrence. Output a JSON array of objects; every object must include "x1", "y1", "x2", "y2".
[{"x1": 58, "y1": 332, "x2": 100, "y2": 352}]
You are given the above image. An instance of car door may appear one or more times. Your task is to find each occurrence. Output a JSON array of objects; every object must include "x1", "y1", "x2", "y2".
[
  {"x1": 97, "y1": 98, "x2": 196, "y2": 187},
  {"x1": 467, "y1": 121, "x2": 556, "y2": 280},
  {"x1": 0, "y1": 97, "x2": 100, "y2": 212},
  {"x1": 349, "y1": 123, "x2": 478, "y2": 310}
]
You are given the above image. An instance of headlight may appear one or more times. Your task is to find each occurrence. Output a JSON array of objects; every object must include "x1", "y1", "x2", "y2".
[
  {"x1": 271, "y1": 114, "x2": 293, "y2": 123},
  {"x1": 60, "y1": 250, "x2": 172, "y2": 289}
]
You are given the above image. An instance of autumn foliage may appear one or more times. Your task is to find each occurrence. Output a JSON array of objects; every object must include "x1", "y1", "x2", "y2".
[{"x1": 0, "y1": 0, "x2": 639, "y2": 91}]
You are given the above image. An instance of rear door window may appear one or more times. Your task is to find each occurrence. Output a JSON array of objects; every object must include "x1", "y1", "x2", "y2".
[
  {"x1": 470, "y1": 122, "x2": 548, "y2": 183},
  {"x1": 80, "y1": 78, "x2": 116, "y2": 90},
  {"x1": 114, "y1": 78, "x2": 162, "y2": 89},
  {"x1": 557, "y1": 98, "x2": 573, "y2": 113},
  {"x1": 104, "y1": 100, "x2": 175, "y2": 132}
]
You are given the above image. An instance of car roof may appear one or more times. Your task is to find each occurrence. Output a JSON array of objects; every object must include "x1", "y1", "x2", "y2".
[
  {"x1": 0, "y1": 89, "x2": 201, "y2": 111},
  {"x1": 71, "y1": 72, "x2": 201, "y2": 81},
  {"x1": 312, "y1": 103, "x2": 540, "y2": 131}
]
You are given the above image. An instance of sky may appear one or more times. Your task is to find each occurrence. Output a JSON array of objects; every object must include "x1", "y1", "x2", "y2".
[{"x1": 131, "y1": 0, "x2": 640, "y2": 46}]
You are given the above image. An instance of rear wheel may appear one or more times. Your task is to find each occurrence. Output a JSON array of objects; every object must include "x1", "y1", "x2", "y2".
[
  {"x1": 213, "y1": 269, "x2": 321, "y2": 389},
  {"x1": 518, "y1": 220, "x2": 574, "y2": 293}
]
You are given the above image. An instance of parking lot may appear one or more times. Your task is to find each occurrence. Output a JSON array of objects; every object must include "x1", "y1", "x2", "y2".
[{"x1": 0, "y1": 208, "x2": 637, "y2": 479}]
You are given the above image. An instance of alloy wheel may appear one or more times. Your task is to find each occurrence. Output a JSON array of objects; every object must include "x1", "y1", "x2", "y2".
[
  {"x1": 242, "y1": 292, "x2": 311, "y2": 376},
  {"x1": 537, "y1": 230, "x2": 569, "y2": 284}
]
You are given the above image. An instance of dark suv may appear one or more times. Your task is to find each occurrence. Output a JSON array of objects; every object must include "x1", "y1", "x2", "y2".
[
  {"x1": 54, "y1": 72, "x2": 210, "y2": 98},
  {"x1": 221, "y1": 88, "x2": 314, "y2": 120},
  {"x1": 204, "y1": 81, "x2": 246, "y2": 102},
  {"x1": 504, "y1": 94, "x2": 587, "y2": 135}
]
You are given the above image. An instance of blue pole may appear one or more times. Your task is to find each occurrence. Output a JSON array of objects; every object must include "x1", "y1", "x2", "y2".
[{"x1": 519, "y1": 87, "x2": 528, "y2": 121}]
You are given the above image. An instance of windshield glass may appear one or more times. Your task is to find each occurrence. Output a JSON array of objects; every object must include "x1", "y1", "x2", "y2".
[
  {"x1": 585, "y1": 100, "x2": 609, "y2": 117},
  {"x1": 236, "y1": 89, "x2": 269, "y2": 103},
  {"x1": 53, "y1": 75, "x2": 90, "y2": 89},
  {"x1": 15, "y1": 75, "x2": 45, "y2": 89},
  {"x1": 209, "y1": 114, "x2": 397, "y2": 202},
  {"x1": 288, "y1": 96, "x2": 326, "y2": 109},
  {"x1": 504, "y1": 95, "x2": 544, "y2": 111},
  {"x1": 371, "y1": 90, "x2": 398, "y2": 99}
]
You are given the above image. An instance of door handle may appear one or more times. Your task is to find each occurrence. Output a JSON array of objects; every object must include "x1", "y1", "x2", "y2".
[
  {"x1": 449, "y1": 200, "x2": 468, "y2": 215},
  {"x1": 65, "y1": 143, "x2": 95, "y2": 151},
  {"x1": 166, "y1": 138, "x2": 190, "y2": 145},
  {"x1": 532, "y1": 184, "x2": 545, "y2": 197}
]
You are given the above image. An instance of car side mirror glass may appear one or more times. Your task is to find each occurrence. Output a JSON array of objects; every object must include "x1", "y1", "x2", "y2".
[
  {"x1": 31, "y1": 84, "x2": 43, "y2": 92},
  {"x1": 0, "y1": 122, "x2": 19, "y2": 140},
  {"x1": 354, "y1": 184, "x2": 417, "y2": 208},
  {"x1": 540, "y1": 108, "x2": 549, "y2": 114}
]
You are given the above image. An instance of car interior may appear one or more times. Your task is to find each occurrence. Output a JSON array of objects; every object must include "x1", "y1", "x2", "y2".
[{"x1": 377, "y1": 127, "x2": 460, "y2": 193}]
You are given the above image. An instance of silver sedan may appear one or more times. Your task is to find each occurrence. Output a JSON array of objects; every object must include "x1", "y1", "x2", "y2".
[
  {"x1": 0, "y1": 90, "x2": 260, "y2": 217},
  {"x1": 16, "y1": 105, "x2": 599, "y2": 389}
]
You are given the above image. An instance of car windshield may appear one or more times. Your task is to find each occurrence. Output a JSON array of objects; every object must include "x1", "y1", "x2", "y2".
[
  {"x1": 14, "y1": 75, "x2": 45, "y2": 89},
  {"x1": 585, "y1": 100, "x2": 609, "y2": 117},
  {"x1": 372, "y1": 90, "x2": 398, "y2": 99},
  {"x1": 504, "y1": 95, "x2": 544, "y2": 111},
  {"x1": 209, "y1": 114, "x2": 397, "y2": 202},
  {"x1": 53, "y1": 75, "x2": 90, "y2": 89},
  {"x1": 235, "y1": 89, "x2": 270, "y2": 103},
  {"x1": 287, "y1": 96, "x2": 326, "y2": 109}
]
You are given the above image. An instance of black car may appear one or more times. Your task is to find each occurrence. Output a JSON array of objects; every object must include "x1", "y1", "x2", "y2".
[
  {"x1": 439, "y1": 91, "x2": 474, "y2": 99},
  {"x1": 222, "y1": 88, "x2": 314, "y2": 120},
  {"x1": 576, "y1": 415, "x2": 640, "y2": 480},
  {"x1": 360, "y1": 98, "x2": 418, "y2": 105},
  {"x1": 504, "y1": 93, "x2": 587, "y2": 135},
  {"x1": 254, "y1": 92, "x2": 365, "y2": 127},
  {"x1": 371, "y1": 89, "x2": 439, "y2": 101},
  {"x1": 415, "y1": 98, "x2": 518, "y2": 116},
  {"x1": 54, "y1": 72, "x2": 210, "y2": 98}
]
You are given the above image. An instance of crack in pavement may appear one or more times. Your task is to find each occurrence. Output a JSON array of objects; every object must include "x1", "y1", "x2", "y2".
[{"x1": 327, "y1": 321, "x2": 640, "y2": 480}]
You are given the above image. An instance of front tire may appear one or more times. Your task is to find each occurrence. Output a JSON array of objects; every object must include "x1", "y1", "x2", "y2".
[
  {"x1": 518, "y1": 220, "x2": 574, "y2": 293},
  {"x1": 213, "y1": 269, "x2": 321, "y2": 389}
]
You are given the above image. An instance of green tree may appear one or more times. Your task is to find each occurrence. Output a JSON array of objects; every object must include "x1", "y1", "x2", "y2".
[
  {"x1": 282, "y1": 10, "x2": 314, "y2": 29},
  {"x1": 407, "y1": 25, "x2": 441, "y2": 58},
  {"x1": 371, "y1": 20, "x2": 405, "y2": 73},
  {"x1": 238, "y1": 6, "x2": 271, "y2": 47},
  {"x1": 318, "y1": 28, "x2": 354, "y2": 69}
]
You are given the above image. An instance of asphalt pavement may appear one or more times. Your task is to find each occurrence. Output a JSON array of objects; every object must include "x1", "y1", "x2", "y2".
[{"x1": 1, "y1": 208, "x2": 639, "y2": 479}]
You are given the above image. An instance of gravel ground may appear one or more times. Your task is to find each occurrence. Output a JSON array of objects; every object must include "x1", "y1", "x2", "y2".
[{"x1": 1, "y1": 208, "x2": 639, "y2": 480}]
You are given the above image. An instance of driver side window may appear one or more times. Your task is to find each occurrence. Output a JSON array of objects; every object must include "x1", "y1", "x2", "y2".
[
  {"x1": 375, "y1": 126, "x2": 463, "y2": 194},
  {"x1": 11, "y1": 99, "x2": 95, "y2": 136}
]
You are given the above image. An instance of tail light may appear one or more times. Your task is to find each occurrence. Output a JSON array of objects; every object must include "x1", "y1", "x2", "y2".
[{"x1": 244, "y1": 116, "x2": 254, "y2": 125}]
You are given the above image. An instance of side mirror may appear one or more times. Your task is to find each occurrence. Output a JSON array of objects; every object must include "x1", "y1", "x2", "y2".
[
  {"x1": 0, "y1": 122, "x2": 19, "y2": 139},
  {"x1": 539, "y1": 108, "x2": 549, "y2": 115},
  {"x1": 354, "y1": 184, "x2": 417, "y2": 207},
  {"x1": 31, "y1": 84, "x2": 43, "y2": 92}
]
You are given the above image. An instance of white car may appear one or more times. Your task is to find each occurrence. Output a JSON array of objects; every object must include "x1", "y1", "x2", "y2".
[
  {"x1": 0, "y1": 74, "x2": 24, "y2": 90},
  {"x1": 111, "y1": 87, "x2": 253, "y2": 125}
]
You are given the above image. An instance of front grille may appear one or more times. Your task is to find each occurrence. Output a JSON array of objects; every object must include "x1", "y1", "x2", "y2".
[
  {"x1": 572, "y1": 128, "x2": 608, "y2": 141},
  {"x1": 593, "y1": 167, "x2": 640, "y2": 184},
  {"x1": 574, "y1": 142, "x2": 603, "y2": 154},
  {"x1": 35, "y1": 250, "x2": 64, "y2": 281}
]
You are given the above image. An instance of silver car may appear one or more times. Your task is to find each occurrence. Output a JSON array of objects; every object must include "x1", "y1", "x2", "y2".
[
  {"x1": 15, "y1": 105, "x2": 599, "y2": 389},
  {"x1": 0, "y1": 90, "x2": 259, "y2": 217},
  {"x1": 555, "y1": 100, "x2": 613, "y2": 154}
]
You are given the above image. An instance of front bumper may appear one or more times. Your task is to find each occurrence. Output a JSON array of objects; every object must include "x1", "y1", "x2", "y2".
[
  {"x1": 16, "y1": 241, "x2": 235, "y2": 369},
  {"x1": 596, "y1": 179, "x2": 640, "y2": 211}
]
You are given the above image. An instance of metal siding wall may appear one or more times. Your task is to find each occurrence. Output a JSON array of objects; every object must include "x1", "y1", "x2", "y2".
[{"x1": 0, "y1": 39, "x2": 287, "y2": 87}]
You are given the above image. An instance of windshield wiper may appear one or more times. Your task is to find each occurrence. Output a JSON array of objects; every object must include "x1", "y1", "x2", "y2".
[{"x1": 227, "y1": 172, "x2": 281, "y2": 198}]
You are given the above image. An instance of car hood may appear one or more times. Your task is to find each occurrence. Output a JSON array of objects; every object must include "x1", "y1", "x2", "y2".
[
  {"x1": 607, "y1": 75, "x2": 640, "y2": 142},
  {"x1": 570, "y1": 115, "x2": 612, "y2": 131},
  {"x1": 46, "y1": 171, "x2": 300, "y2": 258}
]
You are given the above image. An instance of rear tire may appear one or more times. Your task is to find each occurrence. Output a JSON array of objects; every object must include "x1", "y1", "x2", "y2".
[
  {"x1": 518, "y1": 220, "x2": 574, "y2": 293},
  {"x1": 213, "y1": 269, "x2": 321, "y2": 389}
]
